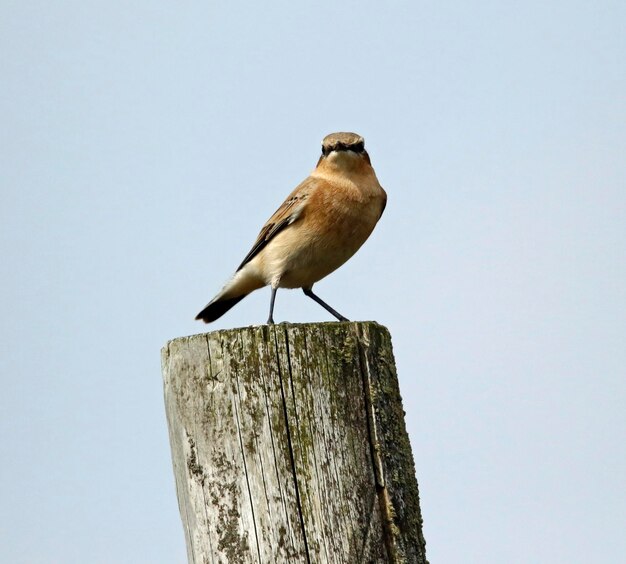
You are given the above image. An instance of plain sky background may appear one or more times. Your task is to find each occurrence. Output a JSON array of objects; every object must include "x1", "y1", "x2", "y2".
[{"x1": 2, "y1": 1, "x2": 625, "y2": 563}]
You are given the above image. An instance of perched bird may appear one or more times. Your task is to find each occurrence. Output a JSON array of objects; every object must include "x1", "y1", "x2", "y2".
[{"x1": 196, "y1": 131, "x2": 387, "y2": 324}]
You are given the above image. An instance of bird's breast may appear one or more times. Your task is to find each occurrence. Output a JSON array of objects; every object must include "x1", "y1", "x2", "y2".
[{"x1": 258, "y1": 174, "x2": 385, "y2": 288}]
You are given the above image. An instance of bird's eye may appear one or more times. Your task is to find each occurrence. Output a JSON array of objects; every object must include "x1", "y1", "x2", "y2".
[{"x1": 353, "y1": 142, "x2": 364, "y2": 153}]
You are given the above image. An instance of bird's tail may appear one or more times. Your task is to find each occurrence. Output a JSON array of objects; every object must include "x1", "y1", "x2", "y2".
[
  {"x1": 195, "y1": 294, "x2": 247, "y2": 323},
  {"x1": 195, "y1": 266, "x2": 264, "y2": 323}
]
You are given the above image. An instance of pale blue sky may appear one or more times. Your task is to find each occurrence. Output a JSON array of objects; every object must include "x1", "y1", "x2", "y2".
[{"x1": 1, "y1": 1, "x2": 625, "y2": 563}]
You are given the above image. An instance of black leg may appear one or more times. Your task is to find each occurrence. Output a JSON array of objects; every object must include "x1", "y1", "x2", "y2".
[
  {"x1": 267, "y1": 287, "x2": 277, "y2": 324},
  {"x1": 302, "y1": 287, "x2": 349, "y2": 322}
]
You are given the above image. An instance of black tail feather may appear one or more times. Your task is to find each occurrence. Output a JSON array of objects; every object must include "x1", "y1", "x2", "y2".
[{"x1": 195, "y1": 294, "x2": 246, "y2": 323}]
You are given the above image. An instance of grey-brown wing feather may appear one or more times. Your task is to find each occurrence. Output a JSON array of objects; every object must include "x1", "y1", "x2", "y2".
[{"x1": 236, "y1": 177, "x2": 316, "y2": 271}]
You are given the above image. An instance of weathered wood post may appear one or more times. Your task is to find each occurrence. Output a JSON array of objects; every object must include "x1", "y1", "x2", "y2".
[{"x1": 162, "y1": 321, "x2": 428, "y2": 563}]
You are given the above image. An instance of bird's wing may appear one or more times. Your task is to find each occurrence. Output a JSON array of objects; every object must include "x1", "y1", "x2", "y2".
[{"x1": 236, "y1": 176, "x2": 317, "y2": 271}]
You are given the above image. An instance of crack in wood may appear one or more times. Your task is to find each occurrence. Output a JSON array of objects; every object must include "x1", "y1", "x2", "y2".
[
  {"x1": 274, "y1": 325, "x2": 312, "y2": 564},
  {"x1": 355, "y1": 324, "x2": 398, "y2": 563}
]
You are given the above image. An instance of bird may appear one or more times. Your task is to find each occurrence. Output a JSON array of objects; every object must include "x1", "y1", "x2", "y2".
[{"x1": 195, "y1": 131, "x2": 387, "y2": 325}]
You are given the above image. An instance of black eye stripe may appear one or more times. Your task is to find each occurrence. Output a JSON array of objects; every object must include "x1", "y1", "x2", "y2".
[{"x1": 321, "y1": 141, "x2": 365, "y2": 156}]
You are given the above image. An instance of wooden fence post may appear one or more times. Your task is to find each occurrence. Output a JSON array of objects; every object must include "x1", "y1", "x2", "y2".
[{"x1": 162, "y1": 321, "x2": 428, "y2": 563}]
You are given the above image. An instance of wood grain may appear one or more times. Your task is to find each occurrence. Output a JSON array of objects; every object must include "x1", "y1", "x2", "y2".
[{"x1": 162, "y1": 322, "x2": 427, "y2": 564}]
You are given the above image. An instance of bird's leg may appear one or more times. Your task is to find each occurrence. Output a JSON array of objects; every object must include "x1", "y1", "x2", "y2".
[
  {"x1": 302, "y1": 287, "x2": 349, "y2": 322},
  {"x1": 267, "y1": 287, "x2": 277, "y2": 324}
]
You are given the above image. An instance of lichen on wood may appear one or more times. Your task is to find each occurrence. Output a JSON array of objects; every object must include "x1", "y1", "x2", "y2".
[{"x1": 162, "y1": 321, "x2": 428, "y2": 564}]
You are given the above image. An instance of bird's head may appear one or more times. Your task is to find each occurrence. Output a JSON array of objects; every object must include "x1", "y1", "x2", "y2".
[{"x1": 317, "y1": 132, "x2": 371, "y2": 170}]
